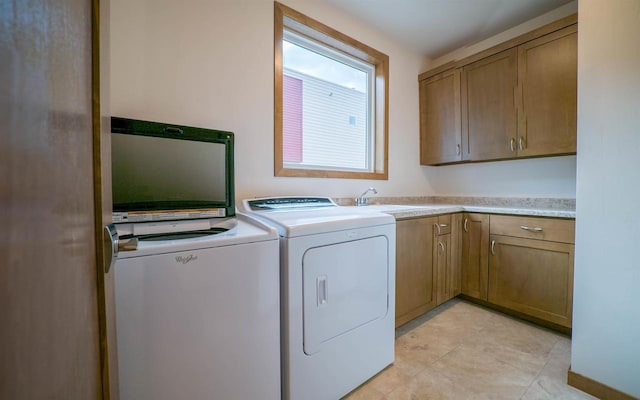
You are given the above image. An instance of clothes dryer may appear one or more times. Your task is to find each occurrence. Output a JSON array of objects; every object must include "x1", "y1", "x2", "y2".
[{"x1": 239, "y1": 197, "x2": 396, "y2": 400}]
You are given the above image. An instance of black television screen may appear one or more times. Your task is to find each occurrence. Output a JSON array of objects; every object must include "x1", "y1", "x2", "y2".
[{"x1": 111, "y1": 117, "x2": 235, "y2": 223}]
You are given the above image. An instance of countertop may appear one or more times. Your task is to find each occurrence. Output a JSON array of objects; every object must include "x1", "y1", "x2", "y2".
[{"x1": 345, "y1": 204, "x2": 576, "y2": 219}]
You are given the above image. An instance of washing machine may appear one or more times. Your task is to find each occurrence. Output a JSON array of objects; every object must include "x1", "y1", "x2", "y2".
[
  {"x1": 113, "y1": 215, "x2": 281, "y2": 400},
  {"x1": 239, "y1": 197, "x2": 396, "y2": 400}
]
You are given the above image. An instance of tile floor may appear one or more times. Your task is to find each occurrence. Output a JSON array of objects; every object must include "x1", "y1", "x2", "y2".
[{"x1": 343, "y1": 299, "x2": 596, "y2": 400}]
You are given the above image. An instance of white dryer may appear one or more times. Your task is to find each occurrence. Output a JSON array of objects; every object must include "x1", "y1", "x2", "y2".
[{"x1": 239, "y1": 197, "x2": 396, "y2": 400}]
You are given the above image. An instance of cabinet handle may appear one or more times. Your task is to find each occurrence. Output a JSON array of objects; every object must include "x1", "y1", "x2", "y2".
[
  {"x1": 491, "y1": 240, "x2": 496, "y2": 255},
  {"x1": 519, "y1": 137, "x2": 526, "y2": 151},
  {"x1": 439, "y1": 224, "x2": 448, "y2": 228},
  {"x1": 456, "y1": 143, "x2": 461, "y2": 155},
  {"x1": 439, "y1": 242, "x2": 445, "y2": 253},
  {"x1": 434, "y1": 223, "x2": 441, "y2": 235},
  {"x1": 510, "y1": 138, "x2": 515, "y2": 152},
  {"x1": 463, "y1": 218, "x2": 468, "y2": 232},
  {"x1": 520, "y1": 225, "x2": 543, "y2": 232}
]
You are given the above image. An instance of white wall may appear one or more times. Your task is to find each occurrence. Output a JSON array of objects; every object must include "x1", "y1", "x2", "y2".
[
  {"x1": 422, "y1": 1, "x2": 578, "y2": 198},
  {"x1": 111, "y1": 0, "x2": 578, "y2": 200},
  {"x1": 571, "y1": 1, "x2": 640, "y2": 397},
  {"x1": 110, "y1": 0, "x2": 429, "y2": 201}
]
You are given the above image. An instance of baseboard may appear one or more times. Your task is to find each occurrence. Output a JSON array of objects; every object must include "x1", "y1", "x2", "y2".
[{"x1": 568, "y1": 369, "x2": 639, "y2": 400}]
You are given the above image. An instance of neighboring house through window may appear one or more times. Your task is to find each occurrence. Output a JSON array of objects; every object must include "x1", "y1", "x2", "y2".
[{"x1": 274, "y1": 2, "x2": 389, "y2": 179}]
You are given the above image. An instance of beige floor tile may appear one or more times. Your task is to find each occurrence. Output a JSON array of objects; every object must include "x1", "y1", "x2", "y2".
[
  {"x1": 342, "y1": 382, "x2": 387, "y2": 400},
  {"x1": 365, "y1": 364, "x2": 414, "y2": 395},
  {"x1": 521, "y1": 375, "x2": 598, "y2": 400},
  {"x1": 430, "y1": 343, "x2": 537, "y2": 399},
  {"x1": 346, "y1": 300, "x2": 583, "y2": 400},
  {"x1": 520, "y1": 338, "x2": 596, "y2": 399},
  {"x1": 385, "y1": 364, "x2": 480, "y2": 400},
  {"x1": 472, "y1": 314, "x2": 561, "y2": 360}
]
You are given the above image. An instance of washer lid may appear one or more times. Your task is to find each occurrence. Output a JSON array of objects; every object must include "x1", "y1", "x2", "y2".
[{"x1": 239, "y1": 197, "x2": 394, "y2": 238}]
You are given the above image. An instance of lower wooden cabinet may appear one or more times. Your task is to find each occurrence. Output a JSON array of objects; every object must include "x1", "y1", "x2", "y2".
[
  {"x1": 461, "y1": 213, "x2": 490, "y2": 300},
  {"x1": 395, "y1": 217, "x2": 437, "y2": 327},
  {"x1": 395, "y1": 212, "x2": 575, "y2": 330},
  {"x1": 435, "y1": 214, "x2": 462, "y2": 306},
  {"x1": 488, "y1": 234, "x2": 574, "y2": 328},
  {"x1": 396, "y1": 214, "x2": 462, "y2": 327}
]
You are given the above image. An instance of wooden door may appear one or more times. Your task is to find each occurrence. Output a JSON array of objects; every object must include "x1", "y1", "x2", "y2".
[
  {"x1": 488, "y1": 235, "x2": 574, "y2": 328},
  {"x1": 462, "y1": 49, "x2": 518, "y2": 161},
  {"x1": 461, "y1": 213, "x2": 490, "y2": 300},
  {"x1": 0, "y1": 1, "x2": 114, "y2": 399},
  {"x1": 517, "y1": 25, "x2": 577, "y2": 157},
  {"x1": 395, "y1": 217, "x2": 437, "y2": 327},
  {"x1": 435, "y1": 233, "x2": 451, "y2": 306},
  {"x1": 419, "y1": 69, "x2": 462, "y2": 165},
  {"x1": 449, "y1": 213, "x2": 462, "y2": 298}
]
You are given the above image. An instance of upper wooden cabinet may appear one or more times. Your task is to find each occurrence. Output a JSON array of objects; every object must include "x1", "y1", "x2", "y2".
[
  {"x1": 419, "y1": 15, "x2": 577, "y2": 165},
  {"x1": 462, "y1": 49, "x2": 518, "y2": 161},
  {"x1": 419, "y1": 69, "x2": 462, "y2": 164},
  {"x1": 517, "y1": 26, "x2": 577, "y2": 157}
]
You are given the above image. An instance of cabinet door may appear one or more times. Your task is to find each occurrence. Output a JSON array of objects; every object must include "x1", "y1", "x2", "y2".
[
  {"x1": 395, "y1": 217, "x2": 437, "y2": 327},
  {"x1": 449, "y1": 213, "x2": 462, "y2": 298},
  {"x1": 461, "y1": 213, "x2": 490, "y2": 300},
  {"x1": 517, "y1": 26, "x2": 577, "y2": 157},
  {"x1": 419, "y1": 69, "x2": 462, "y2": 165},
  {"x1": 488, "y1": 235, "x2": 574, "y2": 328},
  {"x1": 462, "y1": 49, "x2": 518, "y2": 161},
  {"x1": 435, "y1": 233, "x2": 451, "y2": 306}
]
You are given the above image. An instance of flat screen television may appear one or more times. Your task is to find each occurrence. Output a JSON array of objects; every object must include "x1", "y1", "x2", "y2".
[{"x1": 111, "y1": 117, "x2": 235, "y2": 223}]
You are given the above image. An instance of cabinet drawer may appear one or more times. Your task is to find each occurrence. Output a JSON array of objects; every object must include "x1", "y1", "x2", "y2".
[
  {"x1": 435, "y1": 214, "x2": 451, "y2": 235},
  {"x1": 490, "y1": 215, "x2": 575, "y2": 244}
]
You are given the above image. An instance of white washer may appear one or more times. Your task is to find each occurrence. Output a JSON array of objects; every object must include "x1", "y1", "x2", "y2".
[
  {"x1": 113, "y1": 215, "x2": 280, "y2": 400},
  {"x1": 239, "y1": 197, "x2": 396, "y2": 400}
]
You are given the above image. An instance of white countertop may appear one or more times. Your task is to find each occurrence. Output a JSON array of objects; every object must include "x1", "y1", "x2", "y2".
[{"x1": 345, "y1": 204, "x2": 576, "y2": 219}]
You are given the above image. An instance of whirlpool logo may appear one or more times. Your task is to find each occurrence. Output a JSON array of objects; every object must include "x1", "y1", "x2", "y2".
[{"x1": 175, "y1": 254, "x2": 198, "y2": 264}]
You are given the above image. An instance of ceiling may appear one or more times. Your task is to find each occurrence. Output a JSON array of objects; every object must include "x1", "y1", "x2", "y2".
[{"x1": 324, "y1": 0, "x2": 574, "y2": 59}]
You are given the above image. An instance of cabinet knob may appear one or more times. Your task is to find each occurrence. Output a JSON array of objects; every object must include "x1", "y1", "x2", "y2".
[
  {"x1": 463, "y1": 218, "x2": 468, "y2": 232},
  {"x1": 491, "y1": 240, "x2": 496, "y2": 255},
  {"x1": 519, "y1": 137, "x2": 526, "y2": 151},
  {"x1": 510, "y1": 138, "x2": 516, "y2": 152},
  {"x1": 434, "y1": 223, "x2": 441, "y2": 235},
  {"x1": 456, "y1": 143, "x2": 461, "y2": 156},
  {"x1": 520, "y1": 225, "x2": 543, "y2": 232},
  {"x1": 439, "y1": 242, "x2": 445, "y2": 253}
]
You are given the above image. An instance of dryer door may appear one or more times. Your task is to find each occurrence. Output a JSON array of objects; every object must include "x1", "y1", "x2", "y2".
[{"x1": 302, "y1": 235, "x2": 389, "y2": 355}]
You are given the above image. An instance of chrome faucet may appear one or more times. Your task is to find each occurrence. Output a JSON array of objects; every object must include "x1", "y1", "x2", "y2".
[{"x1": 355, "y1": 187, "x2": 377, "y2": 206}]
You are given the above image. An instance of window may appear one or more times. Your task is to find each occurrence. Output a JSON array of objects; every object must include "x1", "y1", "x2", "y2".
[{"x1": 274, "y1": 2, "x2": 389, "y2": 179}]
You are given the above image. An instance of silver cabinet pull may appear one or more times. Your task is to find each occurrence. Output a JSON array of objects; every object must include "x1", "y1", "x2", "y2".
[
  {"x1": 434, "y1": 223, "x2": 441, "y2": 235},
  {"x1": 463, "y1": 218, "x2": 468, "y2": 232},
  {"x1": 519, "y1": 137, "x2": 526, "y2": 151},
  {"x1": 439, "y1": 242, "x2": 445, "y2": 253},
  {"x1": 491, "y1": 240, "x2": 496, "y2": 255},
  {"x1": 510, "y1": 138, "x2": 515, "y2": 152},
  {"x1": 439, "y1": 224, "x2": 448, "y2": 228},
  {"x1": 520, "y1": 225, "x2": 543, "y2": 232},
  {"x1": 456, "y1": 143, "x2": 461, "y2": 155}
]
